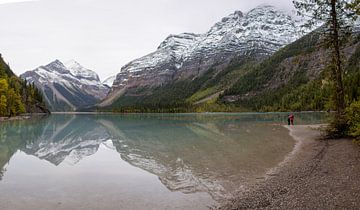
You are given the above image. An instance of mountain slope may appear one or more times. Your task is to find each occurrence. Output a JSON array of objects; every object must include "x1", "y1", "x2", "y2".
[
  {"x1": 220, "y1": 31, "x2": 360, "y2": 112},
  {"x1": 99, "y1": 5, "x2": 302, "y2": 109},
  {"x1": 21, "y1": 60, "x2": 109, "y2": 112}
]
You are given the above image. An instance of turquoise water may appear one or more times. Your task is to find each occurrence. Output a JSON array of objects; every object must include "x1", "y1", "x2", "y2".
[{"x1": 0, "y1": 112, "x2": 327, "y2": 209}]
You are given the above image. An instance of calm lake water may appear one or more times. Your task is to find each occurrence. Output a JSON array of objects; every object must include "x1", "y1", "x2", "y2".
[{"x1": 0, "y1": 112, "x2": 327, "y2": 209}]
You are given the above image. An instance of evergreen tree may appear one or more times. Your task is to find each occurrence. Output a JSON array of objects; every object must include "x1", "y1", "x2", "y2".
[
  {"x1": 293, "y1": 0, "x2": 359, "y2": 136},
  {"x1": 0, "y1": 79, "x2": 9, "y2": 116},
  {"x1": 0, "y1": 79, "x2": 8, "y2": 95},
  {"x1": 0, "y1": 95, "x2": 7, "y2": 116}
]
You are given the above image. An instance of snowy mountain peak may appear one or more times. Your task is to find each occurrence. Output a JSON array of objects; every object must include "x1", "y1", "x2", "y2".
[
  {"x1": 47, "y1": 59, "x2": 64, "y2": 67},
  {"x1": 220, "y1": 10, "x2": 243, "y2": 23},
  {"x1": 44, "y1": 60, "x2": 70, "y2": 74},
  {"x1": 64, "y1": 59, "x2": 81, "y2": 69},
  {"x1": 158, "y1": 33, "x2": 201, "y2": 50},
  {"x1": 246, "y1": 4, "x2": 290, "y2": 19},
  {"x1": 233, "y1": 10, "x2": 243, "y2": 17},
  {"x1": 209, "y1": 10, "x2": 244, "y2": 34},
  {"x1": 64, "y1": 60, "x2": 100, "y2": 81}
]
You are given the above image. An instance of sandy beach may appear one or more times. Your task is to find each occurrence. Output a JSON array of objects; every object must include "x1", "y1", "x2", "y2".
[{"x1": 219, "y1": 125, "x2": 360, "y2": 209}]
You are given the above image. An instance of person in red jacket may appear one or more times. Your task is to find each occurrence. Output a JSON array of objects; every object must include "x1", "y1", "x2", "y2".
[{"x1": 288, "y1": 113, "x2": 294, "y2": 125}]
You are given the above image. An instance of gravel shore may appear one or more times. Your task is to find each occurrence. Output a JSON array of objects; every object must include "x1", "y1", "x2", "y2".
[{"x1": 219, "y1": 125, "x2": 360, "y2": 209}]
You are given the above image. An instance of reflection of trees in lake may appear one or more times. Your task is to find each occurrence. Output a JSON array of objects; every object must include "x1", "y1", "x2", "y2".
[{"x1": 0, "y1": 117, "x2": 51, "y2": 179}]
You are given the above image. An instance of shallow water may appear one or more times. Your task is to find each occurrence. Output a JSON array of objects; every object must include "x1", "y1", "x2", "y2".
[{"x1": 0, "y1": 112, "x2": 327, "y2": 209}]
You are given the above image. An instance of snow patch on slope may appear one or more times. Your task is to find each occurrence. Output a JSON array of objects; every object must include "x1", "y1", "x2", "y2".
[{"x1": 102, "y1": 75, "x2": 116, "y2": 87}]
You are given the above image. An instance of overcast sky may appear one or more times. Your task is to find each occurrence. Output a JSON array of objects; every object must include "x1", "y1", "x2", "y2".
[{"x1": 0, "y1": 0, "x2": 294, "y2": 80}]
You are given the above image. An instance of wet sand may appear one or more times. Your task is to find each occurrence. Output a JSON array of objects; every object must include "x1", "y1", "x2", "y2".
[{"x1": 219, "y1": 125, "x2": 360, "y2": 209}]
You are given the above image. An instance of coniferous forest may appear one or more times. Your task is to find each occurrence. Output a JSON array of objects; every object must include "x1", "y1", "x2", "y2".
[{"x1": 0, "y1": 54, "x2": 48, "y2": 117}]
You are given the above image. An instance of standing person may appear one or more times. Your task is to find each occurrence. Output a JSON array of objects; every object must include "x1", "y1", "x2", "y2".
[
  {"x1": 289, "y1": 113, "x2": 294, "y2": 125},
  {"x1": 287, "y1": 114, "x2": 291, "y2": 125}
]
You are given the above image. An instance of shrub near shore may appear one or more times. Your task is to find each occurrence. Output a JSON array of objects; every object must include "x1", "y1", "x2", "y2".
[{"x1": 347, "y1": 100, "x2": 360, "y2": 142}]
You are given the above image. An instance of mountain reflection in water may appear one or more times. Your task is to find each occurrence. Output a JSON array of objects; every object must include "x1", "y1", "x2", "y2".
[{"x1": 0, "y1": 113, "x2": 326, "y2": 201}]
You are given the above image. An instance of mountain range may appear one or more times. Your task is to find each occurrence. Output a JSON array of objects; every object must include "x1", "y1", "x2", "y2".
[{"x1": 20, "y1": 4, "x2": 360, "y2": 113}]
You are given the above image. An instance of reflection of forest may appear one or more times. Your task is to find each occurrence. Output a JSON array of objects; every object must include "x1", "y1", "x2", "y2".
[
  {"x1": 0, "y1": 113, "x2": 326, "y2": 199},
  {"x1": 0, "y1": 117, "x2": 49, "y2": 180}
]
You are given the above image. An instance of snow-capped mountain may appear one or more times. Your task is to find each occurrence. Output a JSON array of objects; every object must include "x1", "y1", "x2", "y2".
[
  {"x1": 21, "y1": 60, "x2": 110, "y2": 111},
  {"x1": 65, "y1": 60, "x2": 100, "y2": 81},
  {"x1": 101, "y1": 5, "x2": 303, "y2": 106},
  {"x1": 102, "y1": 75, "x2": 116, "y2": 88}
]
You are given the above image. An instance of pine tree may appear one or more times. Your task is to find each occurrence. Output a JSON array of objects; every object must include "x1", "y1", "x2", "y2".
[
  {"x1": 7, "y1": 88, "x2": 16, "y2": 116},
  {"x1": 0, "y1": 79, "x2": 8, "y2": 95},
  {"x1": 0, "y1": 79, "x2": 9, "y2": 116},
  {"x1": 293, "y1": 0, "x2": 359, "y2": 136},
  {"x1": 0, "y1": 95, "x2": 7, "y2": 116}
]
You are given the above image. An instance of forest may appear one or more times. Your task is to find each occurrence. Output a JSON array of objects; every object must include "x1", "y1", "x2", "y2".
[{"x1": 0, "y1": 54, "x2": 47, "y2": 117}]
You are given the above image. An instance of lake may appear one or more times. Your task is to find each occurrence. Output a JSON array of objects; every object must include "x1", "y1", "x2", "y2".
[{"x1": 0, "y1": 112, "x2": 327, "y2": 209}]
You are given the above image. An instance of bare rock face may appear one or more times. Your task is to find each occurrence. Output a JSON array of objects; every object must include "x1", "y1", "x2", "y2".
[
  {"x1": 101, "y1": 5, "x2": 302, "y2": 106},
  {"x1": 21, "y1": 60, "x2": 109, "y2": 111}
]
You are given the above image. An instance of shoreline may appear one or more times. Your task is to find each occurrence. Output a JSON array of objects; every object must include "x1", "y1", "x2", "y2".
[
  {"x1": 219, "y1": 125, "x2": 360, "y2": 209},
  {"x1": 0, "y1": 113, "x2": 49, "y2": 123},
  {"x1": 53, "y1": 111, "x2": 327, "y2": 114}
]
